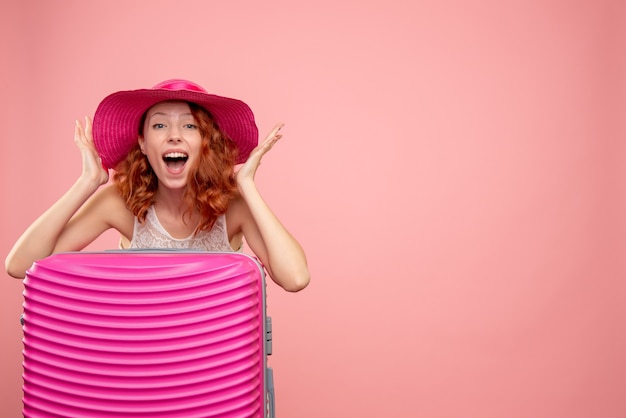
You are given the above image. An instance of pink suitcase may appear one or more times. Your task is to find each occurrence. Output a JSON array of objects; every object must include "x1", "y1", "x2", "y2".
[{"x1": 22, "y1": 251, "x2": 275, "y2": 417}]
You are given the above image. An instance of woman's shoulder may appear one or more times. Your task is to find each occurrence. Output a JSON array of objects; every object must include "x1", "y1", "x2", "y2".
[
  {"x1": 225, "y1": 192, "x2": 248, "y2": 226},
  {"x1": 226, "y1": 191, "x2": 250, "y2": 213},
  {"x1": 92, "y1": 183, "x2": 127, "y2": 207},
  {"x1": 90, "y1": 183, "x2": 134, "y2": 229}
]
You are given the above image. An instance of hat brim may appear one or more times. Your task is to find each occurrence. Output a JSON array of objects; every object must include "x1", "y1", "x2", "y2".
[{"x1": 93, "y1": 88, "x2": 258, "y2": 169}]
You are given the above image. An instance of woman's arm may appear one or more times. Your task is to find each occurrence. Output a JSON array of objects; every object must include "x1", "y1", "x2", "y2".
[
  {"x1": 233, "y1": 123, "x2": 310, "y2": 292},
  {"x1": 5, "y1": 117, "x2": 112, "y2": 279}
]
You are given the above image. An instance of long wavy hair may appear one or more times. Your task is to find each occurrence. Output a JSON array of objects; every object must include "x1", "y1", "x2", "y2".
[{"x1": 113, "y1": 101, "x2": 239, "y2": 234}]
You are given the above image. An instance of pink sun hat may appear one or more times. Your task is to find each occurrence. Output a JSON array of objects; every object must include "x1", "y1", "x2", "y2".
[{"x1": 92, "y1": 79, "x2": 259, "y2": 169}]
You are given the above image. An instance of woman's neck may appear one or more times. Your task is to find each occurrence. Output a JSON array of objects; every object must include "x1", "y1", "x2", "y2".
[
  {"x1": 154, "y1": 187, "x2": 189, "y2": 216},
  {"x1": 153, "y1": 186, "x2": 200, "y2": 233}
]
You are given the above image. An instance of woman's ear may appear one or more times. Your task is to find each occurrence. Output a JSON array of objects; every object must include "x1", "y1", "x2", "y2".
[{"x1": 138, "y1": 136, "x2": 146, "y2": 155}]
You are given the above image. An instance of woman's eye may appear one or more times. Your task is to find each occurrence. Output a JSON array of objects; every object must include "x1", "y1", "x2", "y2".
[
  {"x1": 184, "y1": 124, "x2": 197, "y2": 129},
  {"x1": 152, "y1": 123, "x2": 165, "y2": 129}
]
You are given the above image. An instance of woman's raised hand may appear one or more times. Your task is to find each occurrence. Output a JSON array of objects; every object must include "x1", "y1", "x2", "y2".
[
  {"x1": 236, "y1": 122, "x2": 284, "y2": 187},
  {"x1": 75, "y1": 116, "x2": 109, "y2": 188}
]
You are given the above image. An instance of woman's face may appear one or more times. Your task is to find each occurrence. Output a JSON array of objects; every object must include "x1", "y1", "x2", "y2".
[{"x1": 139, "y1": 101, "x2": 203, "y2": 190}]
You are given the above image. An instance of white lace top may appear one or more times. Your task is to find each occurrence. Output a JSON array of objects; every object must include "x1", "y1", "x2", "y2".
[{"x1": 128, "y1": 206, "x2": 239, "y2": 252}]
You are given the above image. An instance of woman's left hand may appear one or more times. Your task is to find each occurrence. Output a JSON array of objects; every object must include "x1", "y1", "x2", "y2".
[
  {"x1": 236, "y1": 123, "x2": 284, "y2": 186},
  {"x1": 231, "y1": 122, "x2": 310, "y2": 292}
]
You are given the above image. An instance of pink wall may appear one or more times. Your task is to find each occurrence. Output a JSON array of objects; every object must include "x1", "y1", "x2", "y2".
[{"x1": 1, "y1": 1, "x2": 624, "y2": 417}]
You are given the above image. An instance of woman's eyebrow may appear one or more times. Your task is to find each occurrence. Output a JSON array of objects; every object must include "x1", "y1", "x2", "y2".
[{"x1": 148, "y1": 112, "x2": 193, "y2": 119}]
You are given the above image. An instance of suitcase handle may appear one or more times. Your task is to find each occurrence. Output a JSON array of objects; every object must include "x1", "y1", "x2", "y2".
[{"x1": 266, "y1": 367, "x2": 275, "y2": 418}]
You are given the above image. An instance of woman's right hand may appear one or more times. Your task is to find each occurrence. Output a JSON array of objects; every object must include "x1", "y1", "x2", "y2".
[
  {"x1": 75, "y1": 116, "x2": 109, "y2": 188},
  {"x1": 6, "y1": 117, "x2": 113, "y2": 278}
]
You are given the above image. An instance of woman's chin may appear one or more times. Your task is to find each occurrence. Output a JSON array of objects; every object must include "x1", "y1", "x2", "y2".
[{"x1": 157, "y1": 177, "x2": 188, "y2": 191}]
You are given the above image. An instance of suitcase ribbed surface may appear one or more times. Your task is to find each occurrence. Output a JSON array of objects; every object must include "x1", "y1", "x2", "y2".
[{"x1": 22, "y1": 252, "x2": 266, "y2": 417}]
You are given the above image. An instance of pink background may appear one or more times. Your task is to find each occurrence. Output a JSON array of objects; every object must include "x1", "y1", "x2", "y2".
[{"x1": 1, "y1": 1, "x2": 625, "y2": 417}]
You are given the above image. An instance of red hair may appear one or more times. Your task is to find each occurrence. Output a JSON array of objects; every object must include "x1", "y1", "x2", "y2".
[{"x1": 113, "y1": 101, "x2": 239, "y2": 233}]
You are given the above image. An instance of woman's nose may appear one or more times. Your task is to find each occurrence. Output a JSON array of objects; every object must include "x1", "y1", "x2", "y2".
[{"x1": 167, "y1": 126, "x2": 182, "y2": 142}]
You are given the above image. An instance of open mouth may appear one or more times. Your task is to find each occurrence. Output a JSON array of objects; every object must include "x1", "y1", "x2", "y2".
[{"x1": 162, "y1": 152, "x2": 189, "y2": 170}]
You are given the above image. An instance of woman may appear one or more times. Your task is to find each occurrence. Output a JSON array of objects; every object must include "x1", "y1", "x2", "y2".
[{"x1": 5, "y1": 79, "x2": 310, "y2": 292}]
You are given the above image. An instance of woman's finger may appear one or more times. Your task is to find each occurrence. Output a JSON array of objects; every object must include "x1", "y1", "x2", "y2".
[
  {"x1": 75, "y1": 120, "x2": 85, "y2": 145},
  {"x1": 264, "y1": 123, "x2": 284, "y2": 141},
  {"x1": 84, "y1": 116, "x2": 93, "y2": 142}
]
